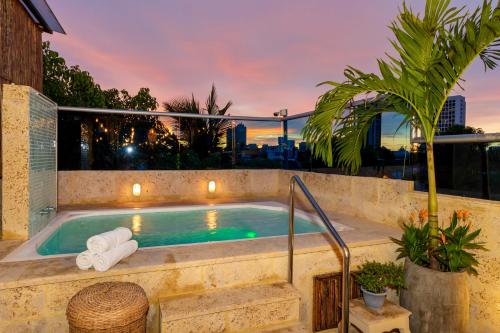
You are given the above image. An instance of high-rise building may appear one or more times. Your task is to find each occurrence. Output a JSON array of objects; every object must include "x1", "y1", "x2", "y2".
[
  {"x1": 437, "y1": 95, "x2": 466, "y2": 132},
  {"x1": 366, "y1": 112, "x2": 411, "y2": 151},
  {"x1": 278, "y1": 137, "x2": 295, "y2": 149},
  {"x1": 366, "y1": 114, "x2": 382, "y2": 148},
  {"x1": 226, "y1": 123, "x2": 247, "y2": 150}
]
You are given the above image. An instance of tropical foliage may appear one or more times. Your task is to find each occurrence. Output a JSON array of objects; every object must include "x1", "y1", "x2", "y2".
[
  {"x1": 391, "y1": 222, "x2": 431, "y2": 267},
  {"x1": 435, "y1": 211, "x2": 486, "y2": 274},
  {"x1": 164, "y1": 84, "x2": 232, "y2": 158},
  {"x1": 355, "y1": 261, "x2": 405, "y2": 294},
  {"x1": 392, "y1": 209, "x2": 486, "y2": 274},
  {"x1": 43, "y1": 41, "x2": 178, "y2": 170},
  {"x1": 303, "y1": 0, "x2": 500, "y2": 266}
]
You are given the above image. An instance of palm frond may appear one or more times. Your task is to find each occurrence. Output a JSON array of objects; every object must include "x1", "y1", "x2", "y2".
[{"x1": 303, "y1": 0, "x2": 500, "y2": 173}]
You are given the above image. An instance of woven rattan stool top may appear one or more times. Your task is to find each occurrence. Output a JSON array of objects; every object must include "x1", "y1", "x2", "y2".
[{"x1": 67, "y1": 282, "x2": 149, "y2": 330}]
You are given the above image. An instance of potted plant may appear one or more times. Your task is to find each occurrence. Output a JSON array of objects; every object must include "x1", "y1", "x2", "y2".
[
  {"x1": 391, "y1": 209, "x2": 486, "y2": 332},
  {"x1": 355, "y1": 261, "x2": 405, "y2": 310},
  {"x1": 302, "y1": 0, "x2": 499, "y2": 331}
]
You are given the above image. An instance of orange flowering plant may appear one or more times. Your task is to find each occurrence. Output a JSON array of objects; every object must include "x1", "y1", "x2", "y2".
[
  {"x1": 391, "y1": 209, "x2": 486, "y2": 274},
  {"x1": 435, "y1": 211, "x2": 486, "y2": 274}
]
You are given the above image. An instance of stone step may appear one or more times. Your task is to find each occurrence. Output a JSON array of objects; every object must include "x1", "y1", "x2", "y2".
[
  {"x1": 160, "y1": 282, "x2": 301, "y2": 333},
  {"x1": 256, "y1": 323, "x2": 309, "y2": 332}
]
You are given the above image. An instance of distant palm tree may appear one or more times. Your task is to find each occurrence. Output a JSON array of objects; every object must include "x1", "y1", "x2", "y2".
[
  {"x1": 164, "y1": 84, "x2": 232, "y2": 156},
  {"x1": 303, "y1": 0, "x2": 500, "y2": 266}
]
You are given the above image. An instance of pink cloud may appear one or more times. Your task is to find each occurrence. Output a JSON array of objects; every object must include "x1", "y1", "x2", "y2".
[{"x1": 46, "y1": 0, "x2": 500, "y2": 131}]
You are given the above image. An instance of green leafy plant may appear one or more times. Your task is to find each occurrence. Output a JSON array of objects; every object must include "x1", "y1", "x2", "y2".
[
  {"x1": 302, "y1": 0, "x2": 500, "y2": 269},
  {"x1": 391, "y1": 222, "x2": 430, "y2": 267},
  {"x1": 392, "y1": 210, "x2": 487, "y2": 274},
  {"x1": 355, "y1": 261, "x2": 405, "y2": 294},
  {"x1": 435, "y1": 211, "x2": 487, "y2": 274}
]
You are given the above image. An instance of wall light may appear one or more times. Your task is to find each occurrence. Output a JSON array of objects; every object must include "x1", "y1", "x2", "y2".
[
  {"x1": 132, "y1": 183, "x2": 141, "y2": 197},
  {"x1": 208, "y1": 180, "x2": 216, "y2": 193}
]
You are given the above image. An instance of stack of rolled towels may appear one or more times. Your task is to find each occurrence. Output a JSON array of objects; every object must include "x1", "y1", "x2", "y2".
[{"x1": 76, "y1": 227, "x2": 138, "y2": 272}]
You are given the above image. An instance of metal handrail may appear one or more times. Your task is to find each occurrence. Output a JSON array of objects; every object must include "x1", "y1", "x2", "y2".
[
  {"x1": 288, "y1": 175, "x2": 350, "y2": 333},
  {"x1": 57, "y1": 106, "x2": 282, "y2": 122}
]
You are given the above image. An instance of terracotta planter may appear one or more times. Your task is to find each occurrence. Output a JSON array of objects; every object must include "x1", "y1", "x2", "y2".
[{"x1": 400, "y1": 258, "x2": 469, "y2": 333}]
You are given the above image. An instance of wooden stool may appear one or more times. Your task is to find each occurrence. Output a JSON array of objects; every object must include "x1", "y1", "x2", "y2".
[{"x1": 339, "y1": 298, "x2": 411, "y2": 333}]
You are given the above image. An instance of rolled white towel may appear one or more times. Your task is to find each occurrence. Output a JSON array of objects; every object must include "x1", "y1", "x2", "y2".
[
  {"x1": 86, "y1": 227, "x2": 132, "y2": 253},
  {"x1": 92, "y1": 240, "x2": 138, "y2": 272},
  {"x1": 76, "y1": 250, "x2": 95, "y2": 270}
]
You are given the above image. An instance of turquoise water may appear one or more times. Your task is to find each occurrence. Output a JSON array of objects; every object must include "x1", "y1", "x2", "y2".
[{"x1": 37, "y1": 208, "x2": 324, "y2": 255}]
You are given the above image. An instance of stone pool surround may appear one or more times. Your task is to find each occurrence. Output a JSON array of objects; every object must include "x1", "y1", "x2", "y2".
[
  {"x1": 52, "y1": 169, "x2": 500, "y2": 332},
  {"x1": 0, "y1": 213, "x2": 399, "y2": 332},
  {"x1": 0, "y1": 170, "x2": 500, "y2": 332}
]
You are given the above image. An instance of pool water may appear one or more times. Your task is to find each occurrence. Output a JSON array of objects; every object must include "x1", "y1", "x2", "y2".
[{"x1": 37, "y1": 207, "x2": 327, "y2": 255}]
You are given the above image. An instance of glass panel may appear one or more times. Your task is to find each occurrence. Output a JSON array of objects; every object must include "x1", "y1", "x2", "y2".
[
  {"x1": 231, "y1": 120, "x2": 283, "y2": 169},
  {"x1": 58, "y1": 112, "x2": 283, "y2": 170},
  {"x1": 414, "y1": 141, "x2": 500, "y2": 201}
]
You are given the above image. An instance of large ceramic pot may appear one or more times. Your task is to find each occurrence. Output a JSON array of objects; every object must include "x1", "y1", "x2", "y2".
[{"x1": 400, "y1": 258, "x2": 469, "y2": 333}]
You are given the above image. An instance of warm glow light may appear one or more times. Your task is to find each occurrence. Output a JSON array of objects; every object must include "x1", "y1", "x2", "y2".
[
  {"x1": 208, "y1": 180, "x2": 216, "y2": 193},
  {"x1": 132, "y1": 183, "x2": 141, "y2": 196},
  {"x1": 205, "y1": 210, "x2": 217, "y2": 230},
  {"x1": 132, "y1": 214, "x2": 142, "y2": 233}
]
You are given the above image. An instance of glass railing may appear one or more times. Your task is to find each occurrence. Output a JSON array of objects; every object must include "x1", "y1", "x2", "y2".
[
  {"x1": 57, "y1": 110, "x2": 284, "y2": 170},
  {"x1": 58, "y1": 107, "x2": 500, "y2": 201},
  {"x1": 413, "y1": 141, "x2": 500, "y2": 200}
]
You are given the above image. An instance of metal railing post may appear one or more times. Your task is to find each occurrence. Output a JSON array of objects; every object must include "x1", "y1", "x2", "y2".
[
  {"x1": 288, "y1": 175, "x2": 350, "y2": 333},
  {"x1": 288, "y1": 179, "x2": 295, "y2": 283}
]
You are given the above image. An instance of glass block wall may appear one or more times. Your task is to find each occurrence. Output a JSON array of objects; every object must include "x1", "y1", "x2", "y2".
[{"x1": 28, "y1": 91, "x2": 57, "y2": 237}]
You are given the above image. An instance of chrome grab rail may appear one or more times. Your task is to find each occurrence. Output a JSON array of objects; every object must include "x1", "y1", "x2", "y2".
[{"x1": 288, "y1": 175, "x2": 350, "y2": 333}]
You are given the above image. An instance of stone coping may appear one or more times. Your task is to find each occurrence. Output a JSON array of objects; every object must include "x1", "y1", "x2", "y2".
[{"x1": 0, "y1": 210, "x2": 399, "y2": 291}]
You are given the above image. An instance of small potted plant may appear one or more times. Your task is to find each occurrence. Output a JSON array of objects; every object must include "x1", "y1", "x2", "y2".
[{"x1": 354, "y1": 261, "x2": 405, "y2": 309}]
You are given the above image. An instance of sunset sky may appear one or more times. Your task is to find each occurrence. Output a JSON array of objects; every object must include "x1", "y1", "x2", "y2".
[{"x1": 46, "y1": 0, "x2": 500, "y2": 146}]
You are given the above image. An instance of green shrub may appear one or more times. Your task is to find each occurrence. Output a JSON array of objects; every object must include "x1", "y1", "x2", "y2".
[
  {"x1": 391, "y1": 222, "x2": 430, "y2": 266},
  {"x1": 435, "y1": 211, "x2": 487, "y2": 274},
  {"x1": 392, "y1": 210, "x2": 487, "y2": 274},
  {"x1": 354, "y1": 261, "x2": 405, "y2": 294}
]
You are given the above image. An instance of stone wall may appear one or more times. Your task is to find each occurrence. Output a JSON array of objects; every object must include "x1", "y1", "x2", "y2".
[
  {"x1": 278, "y1": 171, "x2": 500, "y2": 333},
  {"x1": 57, "y1": 169, "x2": 282, "y2": 206},
  {"x1": 55, "y1": 169, "x2": 500, "y2": 331},
  {"x1": 0, "y1": 241, "x2": 398, "y2": 333}
]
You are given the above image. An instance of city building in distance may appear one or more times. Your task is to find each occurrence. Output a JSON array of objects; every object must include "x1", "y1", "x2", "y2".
[
  {"x1": 437, "y1": 95, "x2": 466, "y2": 132},
  {"x1": 226, "y1": 123, "x2": 247, "y2": 151}
]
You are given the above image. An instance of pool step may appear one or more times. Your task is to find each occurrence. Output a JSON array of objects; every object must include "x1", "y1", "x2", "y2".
[
  {"x1": 159, "y1": 282, "x2": 301, "y2": 333},
  {"x1": 256, "y1": 322, "x2": 309, "y2": 332}
]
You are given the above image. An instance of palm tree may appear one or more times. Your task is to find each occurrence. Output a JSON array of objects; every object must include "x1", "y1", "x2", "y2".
[
  {"x1": 303, "y1": 0, "x2": 500, "y2": 267},
  {"x1": 164, "y1": 84, "x2": 232, "y2": 156}
]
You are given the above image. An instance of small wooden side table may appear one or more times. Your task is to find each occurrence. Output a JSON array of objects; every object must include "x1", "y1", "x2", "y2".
[{"x1": 339, "y1": 298, "x2": 411, "y2": 333}]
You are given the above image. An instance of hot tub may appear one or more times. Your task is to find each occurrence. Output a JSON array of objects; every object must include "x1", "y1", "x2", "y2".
[{"x1": 2, "y1": 202, "x2": 351, "y2": 261}]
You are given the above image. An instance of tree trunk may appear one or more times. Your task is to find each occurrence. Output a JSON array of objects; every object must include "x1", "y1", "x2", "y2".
[{"x1": 426, "y1": 143, "x2": 439, "y2": 269}]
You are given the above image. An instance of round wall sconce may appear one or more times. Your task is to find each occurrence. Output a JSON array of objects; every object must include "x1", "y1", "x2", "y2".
[
  {"x1": 132, "y1": 183, "x2": 141, "y2": 197},
  {"x1": 208, "y1": 180, "x2": 216, "y2": 193}
]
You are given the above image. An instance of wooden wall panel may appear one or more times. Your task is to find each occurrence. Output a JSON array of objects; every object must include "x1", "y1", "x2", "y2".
[
  {"x1": 313, "y1": 272, "x2": 362, "y2": 332},
  {"x1": 0, "y1": 0, "x2": 43, "y2": 178},
  {"x1": 0, "y1": 0, "x2": 43, "y2": 90}
]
